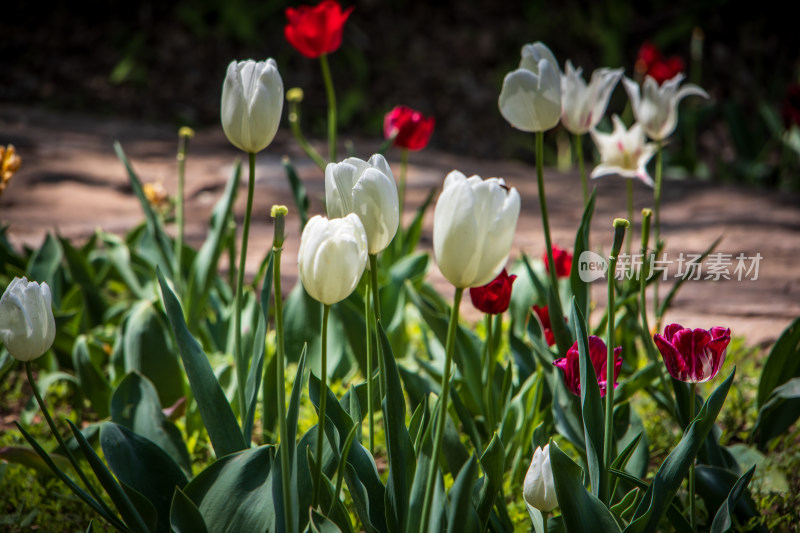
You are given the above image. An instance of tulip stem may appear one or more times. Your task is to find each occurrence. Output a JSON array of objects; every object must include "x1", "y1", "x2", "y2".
[
  {"x1": 420, "y1": 287, "x2": 463, "y2": 529},
  {"x1": 536, "y1": 132, "x2": 561, "y2": 299},
  {"x1": 573, "y1": 133, "x2": 588, "y2": 205},
  {"x1": 483, "y1": 314, "x2": 496, "y2": 429},
  {"x1": 369, "y1": 254, "x2": 386, "y2": 398},
  {"x1": 603, "y1": 220, "x2": 627, "y2": 505},
  {"x1": 688, "y1": 382, "x2": 697, "y2": 532},
  {"x1": 175, "y1": 130, "x2": 190, "y2": 295},
  {"x1": 24, "y1": 362, "x2": 116, "y2": 521},
  {"x1": 288, "y1": 100, "x2": 328, "y2": 171},
  {"x1": 319, "y1": 54, "x2": 337, "y2": 162},
  {"x1": 272, "y1": 233, "x2": 294, "y2": 533},
  {"x1": 234, "y1": 152, "x2": 256, "y2": 427},
  {"x1": 653, "y1": 142, "x2": 663, "y2": 316},
  {"x1": 313, "y1": 303, "x2": 331, "y2": 509},
  {"x1": 364, "y1": 282, "x2": 375, "y2": 454},
  {"x1": 399, "y1": 148, "x2": 409, "y2": 221},
  {"x1": 626, "y1": 180, "x2": 634, "y2": 258}
]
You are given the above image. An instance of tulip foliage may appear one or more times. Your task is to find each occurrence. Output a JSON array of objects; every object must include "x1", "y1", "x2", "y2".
[{"x1": 2, "y1": 7, "x2": 798, "y2": 533}]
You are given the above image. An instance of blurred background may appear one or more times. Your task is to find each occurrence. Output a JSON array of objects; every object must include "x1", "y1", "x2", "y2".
[{"x1": 3, "y1": 0, "x2": 799, "y2": 189}]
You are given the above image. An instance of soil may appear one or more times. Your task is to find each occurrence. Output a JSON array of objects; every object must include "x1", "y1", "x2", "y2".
[{"x1": 2, "y1": 105, "x2": 799, "y2": 347}]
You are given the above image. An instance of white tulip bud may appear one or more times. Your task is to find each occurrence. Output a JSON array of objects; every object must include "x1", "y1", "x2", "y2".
[
  {"x1": 560, "y1": 61, "x2": 624, "y2": 135},
  {"x1": 298, "y1": 214, "x2": 368, "y2": 305},
  {"x1": 221, "y1": 59, "x2": 284, "y2": 153},
  {"x1": 0, "y1": 277, "x2": 56, "y2": 361},
  {"x1": 433, "y1": 171, "x2": 520, "y2": 288},
  {"x1": 325, "y1": 154, "x2": 399, "y2": 254},
  {"x1": 622, "y1": 73, "x2": 708, "y2": 141},
  {"x1": 523, "y1": 444, "x2": 558, "y2": 512},
  {"x1": 499, "y1": 42, "x2": 562, "y2": 132}
]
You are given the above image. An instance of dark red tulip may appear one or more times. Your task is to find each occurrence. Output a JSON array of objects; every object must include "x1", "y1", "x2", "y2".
[
  {"x1": 553, "y1": 336, "x2": 622, "y2": 397},
  {"x1": 653, "y1": 324, "x2": 730, "y2": 383},
  {"x1": 532, "y1": 305, "x2": 556, "y2": 347},
  {"x1": 635, "y1": 41, "x2": 685, "y2": 85},
  {"x1": 469, "y1": 269, "x2": 516, "y2": 315},
  {"x1": 285, "y1": 0, "x2": 353, "y2": 59},
  {"x1": 543, "y1": 245, "x2": 572, "y2": 278},
  {"x1": 383, "y1": 106, "x2": 435, "y2": 151}
]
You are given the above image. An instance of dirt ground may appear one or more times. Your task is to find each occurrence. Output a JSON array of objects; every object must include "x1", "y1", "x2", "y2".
[{"x1": 2, "y1": 105, "x2": 799, "y2": 347}]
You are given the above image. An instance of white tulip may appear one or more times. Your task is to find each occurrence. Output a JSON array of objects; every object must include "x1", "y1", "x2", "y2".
[
  {"x1": 523, "y1": 444, "x2": 558, "y2": 512},
  {"x1": 221, "y1": 59, "x2": 284, "y2": 153},
  {"x1": 561, "y1": 61, "x2": 624, "y2": 135},
  {"x1": 433, "y1": 171, "x2": 521, "y2": 288},
  {"x1": 590, "y1": 115, "x2": 658, "y2": 187},
  {"x1": 325, "y1": 154, "x2": 399, "y2": 254},
  {"x1": 298, "y1": 214, "x2": 368, "y2": 306},
  {"x1": 499, "y1": 42, "x2": 562, "y2": 132},
  {"x1": 0, "y1": 277, "x2": 56, "y2": 361},
  {"x1": 622, "y1": 73, "x2": 708, "y2": 141}
]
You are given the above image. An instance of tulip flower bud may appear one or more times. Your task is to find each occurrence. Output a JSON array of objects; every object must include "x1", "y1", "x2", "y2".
[
  {"x1": 560, "y1": 61, "x2": 623, "y2": 135},
  {"x1": 654, "y1": 323, "x2": 730, "y2": 383},
  {"x1": 0, "y1": 277, "x2": 56, "y2": 361},
  {"x1": 325, "y1": 154, "x2": 399, "y2": 254},
  {"x1": 499, "y1": 42, "x2": 562, "y2": 132},
  {"x1": 622, "y1": 74, "x2": 708, "y2": 141},
  {"x1": 523, "y1": 444, "x2": 558, "y2": 512},
  {"x1": 433, "y1": 171, "x2": 521, "y2": 288},
  {"x1": 221, "y1": 59, "x2": 284, "y2": 154},
  {"x1": 298, "y1": 214, "x2": 368, "y2": 305}
]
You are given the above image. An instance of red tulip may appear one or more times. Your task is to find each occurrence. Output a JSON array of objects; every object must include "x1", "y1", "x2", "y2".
[
  {"x1": 383, "y1": 106, "x2": 435, "y2": 151},
  {"x1": 635, "y1": 42, "x2": 684, "y2": 85},
  {"x1": 469, "y1": 269, "x2": 517, "y2": 315},
  {"x1": 653, "y1": 324, "x2": 730, "y2": 383},
  {"x1": 553, "y1": 336, "x2": 622, "y2": 397},
  {"x1": 543, "y1": 245, "x2": 572, "y2": 278},
  {"x1": 531, "y1": 305, "x2": 556, "y2": 347},
  {"x1": 284, "y1": 0, "x2": 353, "y2": 59}
]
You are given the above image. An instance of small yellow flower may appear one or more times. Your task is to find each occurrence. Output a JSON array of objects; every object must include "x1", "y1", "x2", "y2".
[
  {"x1": 1, "y1": 144, "x2": 22, "y2": 188},
  {"x1": 143, "y1": 181, "x2": 170, "y2": 209}
]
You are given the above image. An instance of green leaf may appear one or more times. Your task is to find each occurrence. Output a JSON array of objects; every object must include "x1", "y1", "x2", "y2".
[
  {"x1": 72, "y1": 336, "x2": 112, "y2": 418},
  {"x1": 709, "y1": 466, "x2": 757, "y2": 533},
  {"x1": 186, "y1": 161, "x2": 241, "y2": 325},
  {"x1": 308, "y1": 509, "x2": 343, "y2": 533},
  {"x1": 67, "y1": 420, "x2": 151, "y2": 533},
  {"x1": 549, "y1": 441, "x2": 621, "y2": 533},
  {"x1": 570, "y1": 189, "x2": 596, "y2": 322},
  {"x1": 625, "y1": 369, "x2": 736, "y2": 533},
  {"x1": 611, "y1": 468, "x2": 692, "y2": 533},
  {"x1": 572, "y1": 299, "x2": 605, "y2": 500},
  {"x1": 282, "y1": 157, "x2": 310, "y2": 229},
  {"x1": 182, "y1": 445, "x2": 276, "y2": 532},
  {"x1": 0, "y1": 445, "x2": 71, "y2": 478},
  {"x1": 100, "y1": 422, "x2": 188, "y2": 533},
  {"x1": 243, "y1": 285, "x2": 268, "y2": 444},
  {"x1": 475, "y1": 434, "x2": 505, "y2": 529},
  {"x1": 110, "y1": 372, "x2": 192, "y2": 477},
  {"x1": 446, "y1": 455, "x2": 480, "y2": 532},
  {"x1": 753, "y1": 377, "x2": 800, "y2": 448},
  {"x1": 59, "y1": 236, "x2": 107, "y2": 325},
  {"x1": 157, "y1": 269, "x2": 246, "y2": 457},
  {"x1": 123, "y1": 301, "x2": 185, "y2": 407},
  {"x1": 170, "y1": 488, "x2": 209, "y2": 533},
  {"x1": 27, "y1": 233, "x2": 64, "y2": 306},
  {"x1": 756, "y1": 316, "x2": 800, "y2": 408}
]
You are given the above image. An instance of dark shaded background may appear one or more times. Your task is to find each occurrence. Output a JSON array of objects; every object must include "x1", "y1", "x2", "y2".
[{"x1": 3, "y1": 0, "x2": 799, "y2": 184}]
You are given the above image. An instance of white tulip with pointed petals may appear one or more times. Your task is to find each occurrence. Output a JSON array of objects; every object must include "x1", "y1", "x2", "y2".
[
  {"x1": 523, "y1": 444, "x2": 558, "y2": 512},
  {"x1": 561, "y1": 61, "x2": 624, "y2": 135},
  {"x1": 0, "y1": 277, "x2": 56, "y2": 361},
  {"x1": 298, "y1": 214, "x2": 368, "y2": 306},
  {"x1": 221, "y1": 59, "x2": 284, "y2": 153},
  {"x1": 325, "y1": 154, "x2": 399, "y2": 254},
  {"x1": 590, "y1": 115, "x2": 658, "y2": 187},
  {"x1": 433, "y1": 171, "x2": 521, "y2": 288},
  {"x1": 499, "y1": 42, "x2": 562, "y2": 132},
  {"x1": 622, "y1": 73, "x2": 708, "y2": 141}
]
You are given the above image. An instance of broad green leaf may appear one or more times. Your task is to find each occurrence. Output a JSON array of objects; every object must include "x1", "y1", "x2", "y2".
[
  {"x1": 709, "y1": 466, "x2": 758, "y2": 533},
  {"x1": 59, "y1": 236, "x2": 106, "y2": 325},
  {"x1": 0, "y1": 445, "x2": 71, "y2": 477},
  {"x1": 243, "y1": 289, "x2": 267, "y2": 444},
  {"x1": 756, "y1": 316, "x2": 800, "y2": 408},
  {"x1": 308, "y1": 509, "x2": 343, "y2": 533},
  {"x1": 754, "y1": 377, "x2": 800, "y2": 448},
  {"x1": 27, "y1": 233, "x2": 63, "y2": 306},
  {"x1": 446, "y1": 455, "x2": 480, "y2": 532},
  {"x1": 570, "y1": 189, "x2": 596, "y2": 322},
  {"x1": 110, "y1": 372, "x2": 192, "y2": 477},
  {"x1": 549, "y1": 441, "x2": 621, "y2": 533},
  {"x1": 626, "y1": 369, "x2": 735, "y2": 533},
  {"x1": 72, "y1": 336, "x2": 112, "y2": 418},
  {"x1": 281, "y1": 157, "x2": 310, "y2": 229},
  {"x1": 170, "y1": 488, "x2": 209, "y2": 533},
  {"x1": 475, "y1": 434, "x2": 505, "y2": 529},
  {"x1": 157, "y1": 270, "x2": 246, "y2": 457},
  {"x1": 183, "y1": 445, "x2": 276, "y2": 533}
]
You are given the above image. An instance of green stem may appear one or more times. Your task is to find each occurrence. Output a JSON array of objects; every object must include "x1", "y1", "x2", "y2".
[
  {"x1": 603, "y1": 220, "x2": 628, "y2": 505},
  {"x1": 573, "y1": 133, "x2": 588, "y2": 205},
  {"x1": 234, "y1": 152, "x2": 256, "y2": 425},
  {"x1": 536, "y1": 132, "x2": 561, "y2": 297},
  {"x1": 273, "y1": 243, "x2": 294, "y2": 533},
  {"x1": 653, "y1": 143, "x2": 663, "y2": 316},
  {"x1": 287, "y1": 101, "x2": 327, "y2": 171},
  {"x1": 364, "y1": 282, "x2": 375, "y2": 454},
  {"x1": 319, "y1": 54, "x2": 337, "y2": 162},
  {"x1": 175, "y1": 133, "x2": 189, "y2": 294},
  {"x1": 689, "y1": 382, "x2": 697, "y2": 532},
  {"x1": 24, "y1": 362, "x2": 116, "y2": 520},
  {"x1": 369, "y1": 254, "x2": 386, "y2": 398},
  {"x1": 420, "y1": 287, "x2": 464, "y2": 529},
  {"x1": 483, "y1": 314, "x2": 495, "y2": 429},
  {"x1": 312, "y1": 304, "x2": 331, "y2": 508},
  {"x1": 626, "y1": 180, "x2": 634, "y2": 258},
  {"x1": 399, "y1": 148, "x2": 409, "y2": 220}
]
